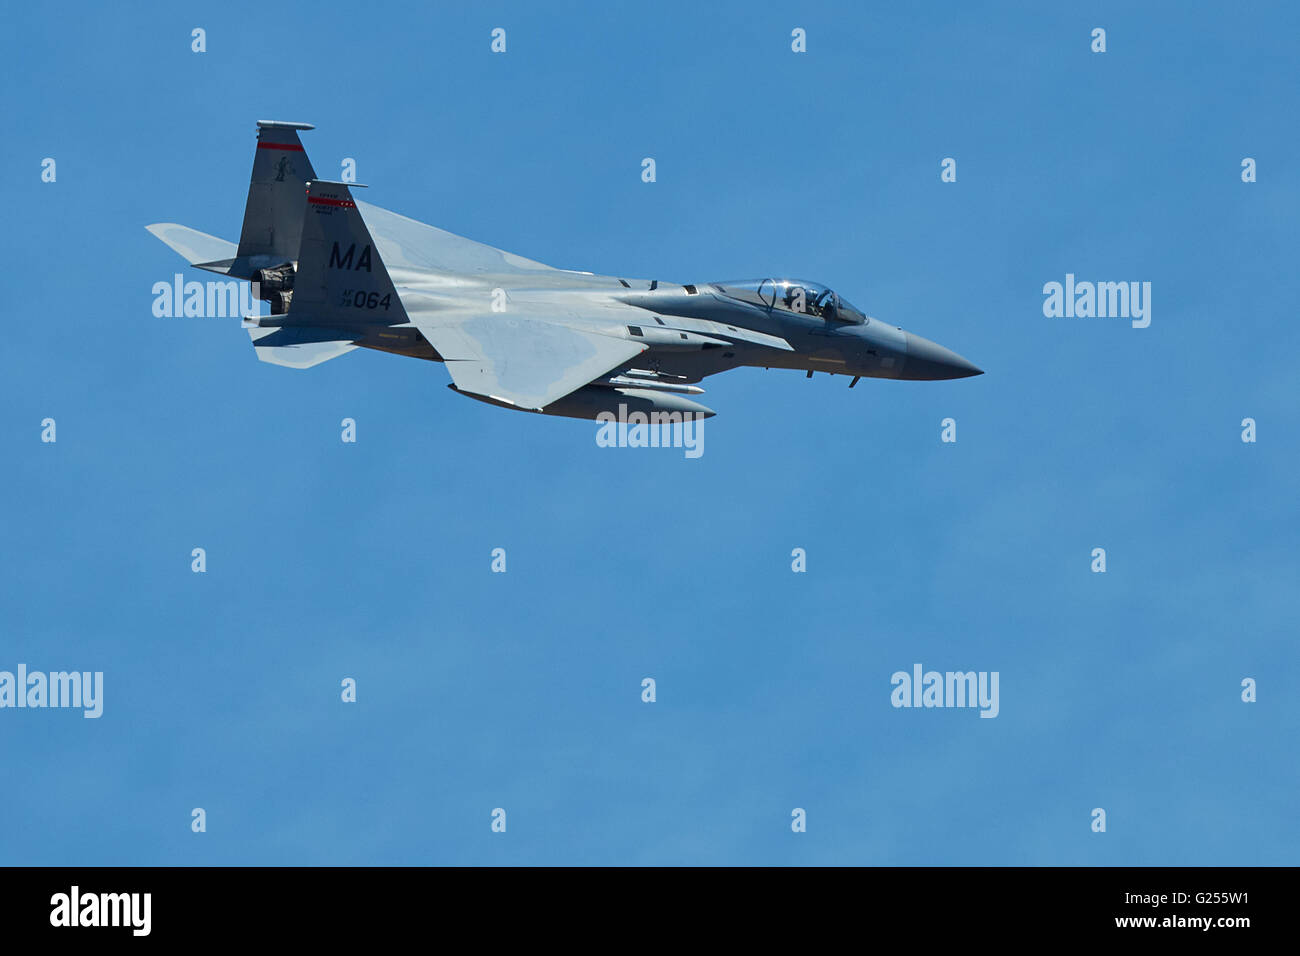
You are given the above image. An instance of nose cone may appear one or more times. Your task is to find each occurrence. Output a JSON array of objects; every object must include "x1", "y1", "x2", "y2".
[{"x1": 900, "y1": 332, "x2": 983, "y2": 380}]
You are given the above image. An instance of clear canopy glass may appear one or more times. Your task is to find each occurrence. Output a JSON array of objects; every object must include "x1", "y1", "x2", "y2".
[{"x1": 711, "y1": 279, "x2": 866, "y2": 324}]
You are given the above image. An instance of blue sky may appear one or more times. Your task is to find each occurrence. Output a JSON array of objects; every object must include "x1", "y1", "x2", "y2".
[{"x1": 1, "y1": 0, "x2": 1296, "y2": 865}]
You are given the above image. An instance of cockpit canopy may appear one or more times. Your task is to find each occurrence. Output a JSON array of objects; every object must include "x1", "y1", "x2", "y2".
[{"x1": 711, "y1": 278, "x2": 867, "y2": 324}]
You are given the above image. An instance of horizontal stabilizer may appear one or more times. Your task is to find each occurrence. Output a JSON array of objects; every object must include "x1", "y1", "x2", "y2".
[
  {"x1": 246, "y1": 326, "x2": 358, "y2": 369},
  {"x1": 145, "y1": 224, "x2": 237, "y2": 274}
]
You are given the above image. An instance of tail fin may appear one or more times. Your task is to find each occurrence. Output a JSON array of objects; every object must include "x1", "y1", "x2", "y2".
[
  {"x1": 145, "y1": 121, "x2": 315, "y2": 295},
  {"x1": 289, "y1": 180, "x2": 408, "y2": 325},
  {"x1": 243, "y1": 179, "x2": 407, "y2": 368},
  {"x1": 236, "y1": 120, "x2": 317, "y2": 267}
]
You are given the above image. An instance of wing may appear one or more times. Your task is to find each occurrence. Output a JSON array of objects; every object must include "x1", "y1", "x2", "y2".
[
  {"x1": 357, "y1": 200, "x2": 610, "y2": 283},
  {"x1": 417, "y1": 317, "x2": 646, "y2": 411}
]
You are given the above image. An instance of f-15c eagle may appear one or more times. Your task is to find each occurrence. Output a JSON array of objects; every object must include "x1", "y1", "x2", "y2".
[{"x1": 147, "y1": 121, "x2": 981, "y2": 420}]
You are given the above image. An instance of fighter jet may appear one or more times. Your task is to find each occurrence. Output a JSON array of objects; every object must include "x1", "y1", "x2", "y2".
[{"x1": 147, "y1": 121, "x2": 981, "y2": 421}]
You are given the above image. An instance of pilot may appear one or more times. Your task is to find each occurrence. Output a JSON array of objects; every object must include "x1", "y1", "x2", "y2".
[
  {"x1": 818, "y1": 291, "x2": 838, "y2": 322},
  {"x1": 783, "y1": 285, "x2": 806, "y2": 313}
]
